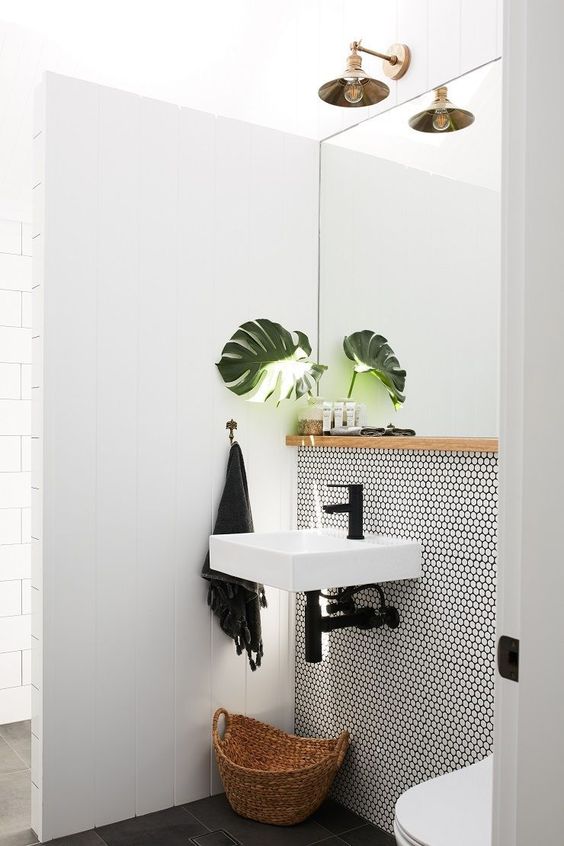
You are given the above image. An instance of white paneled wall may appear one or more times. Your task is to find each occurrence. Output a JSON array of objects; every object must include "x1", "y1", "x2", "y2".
[
  {"x1": 0, "y1": 217, "x2": 32, "y2": 726},
  {"x1": 32, "y1": 72, "x2": 317, "y2": 842}
]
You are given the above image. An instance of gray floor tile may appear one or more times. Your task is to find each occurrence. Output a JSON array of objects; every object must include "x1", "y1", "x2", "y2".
[
  {"x1": 49, "y1": 832, "x2": 106, "y2": 845},
  {"x1": 97, "y1": 807, "x2": 207, "y2": 846},
  {"x1": 0, "y1": 737, "x2": 29, "y2": 775},
  {"x1": 0, "y1": 721, "x2": 32, "y2": 768},
  {"x1": 0, "y1": 769, "x2": 32, "y2": 838},
  {"x1": 339, "y1": 824, "x2": 395, "y2": 846},
  {"x1": 312, "y1": 802, "x2": 366, "y2": 835},
  {"x1": 0, "y1": 721, "x2": 30, "y2": 741},
  {"x1": 183, "y1": 793, "x2": 332, "y2": 846},
  {"x1": 0, "y1": 829, "x2": 38, "y2": 846}
]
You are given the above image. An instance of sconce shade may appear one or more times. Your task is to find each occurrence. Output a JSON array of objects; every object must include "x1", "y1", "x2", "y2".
[
  {"x1": 318, "y1": 48, "x2": 390, "y2": 107},
  {"x1": 409, "y1": 86, "x2": 475, "y2": 133},
  {"x1": 318, "y1": 76, "x2": 390, "y2": 107}
]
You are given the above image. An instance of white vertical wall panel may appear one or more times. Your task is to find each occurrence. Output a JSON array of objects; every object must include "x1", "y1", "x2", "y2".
[
  {"x1": 396, "y1": 0, "x2": 429, "y2": 102},
  {"x1": 460, "y1": 0, "x2": 499, "y2": 74},
  {"x1": 428, "y1": 0, "x2": 461, "y2": 88},
  {"x1": 242, "y1": 126, "x2": 293, "y2": 734},
  {"x1": 135, "y1": 96, "x2": 179, "y2": 816},
  {"x1": 241, "y1": 127, "x2": 318, "y2": 733},
  {"x1": 94, "y1": 85, "x2": 140, "y2": 826},
  {"x1": 209, "y1": 118, "x2": 252, "y2": 768},
  {"x1": 496, "y1": 0, "x2": 504, "y2": 59},
  {"x1": 175, "y1": 106, "x2": 215, "y2": 805},
  {"x1": 41, "y1": 74, "x2": 99, "y2": 838}
]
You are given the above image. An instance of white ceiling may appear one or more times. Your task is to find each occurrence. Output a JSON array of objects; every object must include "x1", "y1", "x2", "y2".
[
  {"x1": 0, "y1": 0, "x2": 500, "y2": 219},
  {"x1": 0, "y1": 0, "x2": 399, "y2": 139},
  {"x1": 0, "y1": 0, "x2": 435, "y2": 219}
]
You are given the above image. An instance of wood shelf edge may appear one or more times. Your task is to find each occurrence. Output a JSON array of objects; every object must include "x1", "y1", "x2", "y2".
[{"x1": 285, "y1": 435, "x2": 499, "y2": 453}]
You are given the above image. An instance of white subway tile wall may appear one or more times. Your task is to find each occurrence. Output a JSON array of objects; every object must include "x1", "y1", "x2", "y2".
[{"x1": 0, "y1": 218, "x2": 32, "y2": 724}]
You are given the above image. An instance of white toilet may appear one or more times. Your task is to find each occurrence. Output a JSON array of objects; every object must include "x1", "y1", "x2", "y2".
[{"x1": 394, "y1": 756, "x2": 493, "y2": 846}]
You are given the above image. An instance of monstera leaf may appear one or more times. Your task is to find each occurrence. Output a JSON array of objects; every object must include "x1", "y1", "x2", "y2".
[
  {"x1": 343, "y1": 330, "x2": 406, "y2": 409},
  {"x1": 217, "y1": 319, "x2": 327, "y2": 404}
]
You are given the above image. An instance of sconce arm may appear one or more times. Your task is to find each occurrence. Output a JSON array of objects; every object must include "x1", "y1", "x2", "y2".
[{"x1": 354, "y1": 42, "x2": 398, "y2": 65}]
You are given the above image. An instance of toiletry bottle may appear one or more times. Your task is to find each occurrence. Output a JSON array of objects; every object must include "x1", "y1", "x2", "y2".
[
  {"x1": 322, "y1": 401, "x2": 333, "y2": 434},
  {"x1": 345, "y1": 400, "x2": 356, "y2": 428},
  {"x1": 333, "y1": 400, "x2": 344, "y2": 428}
]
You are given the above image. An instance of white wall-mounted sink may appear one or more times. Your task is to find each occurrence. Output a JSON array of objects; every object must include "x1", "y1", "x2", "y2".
[{"x1": 209, "y1": 529, "x2": 422, "y2": 592}]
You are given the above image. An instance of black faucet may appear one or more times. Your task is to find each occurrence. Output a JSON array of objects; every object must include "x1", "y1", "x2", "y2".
[{"x1": 323, "y1": 483, "x2": 364, "y2": 540}]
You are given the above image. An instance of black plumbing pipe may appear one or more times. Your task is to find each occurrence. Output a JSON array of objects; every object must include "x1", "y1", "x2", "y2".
[
  {"x1": 321, "y1": 607, "x2": 378, "y2": 632},
  {"x1": 305, "y1": 590, "x2": 323, "y2": 663},
  {"x1": 304, "y1": 587, "x2": 400, "y2": 663}
]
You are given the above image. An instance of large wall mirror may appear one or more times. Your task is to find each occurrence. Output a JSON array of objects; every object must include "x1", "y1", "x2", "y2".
[{"x1": 319, "y1": 61, "x2": 501, "y2": 437}]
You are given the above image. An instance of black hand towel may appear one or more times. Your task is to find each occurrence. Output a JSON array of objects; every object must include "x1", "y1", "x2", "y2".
[{"x1": 201, "y1": 442, "x2": 266, "y2": 671}]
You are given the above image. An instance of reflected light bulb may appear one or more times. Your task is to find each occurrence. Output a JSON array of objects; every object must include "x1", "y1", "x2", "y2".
[
  {"x1": 344, "y1": 79, "x2": 364, "y2": 104},
  {"x1": 432, "y1": 108, "x2": 450, "y2": 131}
]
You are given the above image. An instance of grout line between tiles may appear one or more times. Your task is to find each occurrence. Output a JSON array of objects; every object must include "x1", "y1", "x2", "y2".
[
  {"x1": 0, "y1": 762, "x2": 29, "y2": 776},
  {"x1": 179, "y1": 804, "x2": 213, "y2": 832},
  {"x1": 339, "y1": 822, "x2": 373, "y2": 835},
  {"x1": 0, "y1": 728, "x2": 31, "y2": 770},
  {"x1": 308, "y1": 835, "x2": 346, "y2": 846},
  {"x1": 0, "y1": 767, "x2": 31, "y2": 783}
]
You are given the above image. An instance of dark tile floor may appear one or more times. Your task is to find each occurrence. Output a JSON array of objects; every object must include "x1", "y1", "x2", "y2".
[
  {"x1": 36, "y1": 796, "x2": 395, "y2": 846},
  {"x1": 0, "y1": 719, "x2": 38, "y2": 846},
  {"x1": 0, "y1": 724, "x2": 395, "y2": 846}
]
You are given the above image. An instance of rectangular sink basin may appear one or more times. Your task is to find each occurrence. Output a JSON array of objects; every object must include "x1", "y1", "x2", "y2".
[{"x1": 209, "y1": 529, "x2": 421, "y2": 592}]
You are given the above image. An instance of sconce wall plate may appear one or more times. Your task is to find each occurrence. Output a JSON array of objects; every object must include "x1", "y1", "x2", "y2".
[{"x1": 382, "y1": 43, "x2": 411, "y2": 80}]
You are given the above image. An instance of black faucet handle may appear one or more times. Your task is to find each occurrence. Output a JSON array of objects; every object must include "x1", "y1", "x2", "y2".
[{"x1": 325, "y1": 483, "x2": 364, "y2": 540}]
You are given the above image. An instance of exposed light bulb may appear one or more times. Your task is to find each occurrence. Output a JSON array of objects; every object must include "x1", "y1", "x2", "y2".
[
  {"x1": 344, "y1": 79, "x2": 364, "y2": 104},
  {"x1": 432, "y1": 108, "x2": 451, "y2": 131}
]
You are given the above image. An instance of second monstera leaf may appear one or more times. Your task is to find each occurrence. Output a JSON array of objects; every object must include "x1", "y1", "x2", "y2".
[
  {"x1": 217, "y1": 318, "x2": 327, "y2": 404},
  {"x1": 343, "y1": 330, "x2": 406, "y2": 409}
]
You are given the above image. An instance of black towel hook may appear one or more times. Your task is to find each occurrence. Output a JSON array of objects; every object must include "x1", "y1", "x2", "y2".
[{"x1": 226, "y1": 419, "x2": 238, "y2": 444}]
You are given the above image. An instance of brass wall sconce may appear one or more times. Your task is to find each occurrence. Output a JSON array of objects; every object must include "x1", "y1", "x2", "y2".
[
  {"x1": 318, "y1": 40, "x2": 411, "y2": 108},
  {"x1": 409, "y1": 86, "x2": 475, "y2": 133}
]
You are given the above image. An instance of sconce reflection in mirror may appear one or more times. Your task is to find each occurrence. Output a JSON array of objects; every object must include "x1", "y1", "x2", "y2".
[{"x1": 409, "y1": 86, "x2": 475, "y2": 133}]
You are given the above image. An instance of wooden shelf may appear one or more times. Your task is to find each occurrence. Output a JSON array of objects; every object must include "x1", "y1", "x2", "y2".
[{"x1": 285, "y1": 435, "x2": 498, "y2": 453}]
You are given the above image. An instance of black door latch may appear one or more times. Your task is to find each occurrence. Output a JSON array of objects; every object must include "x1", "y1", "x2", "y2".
[{"x1": 498, "y1": 635, "x2": 519, "y2": 682}]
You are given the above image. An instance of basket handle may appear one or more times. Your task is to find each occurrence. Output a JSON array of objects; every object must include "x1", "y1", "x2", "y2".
[
  {"x1": 334, "y1": 730, "x2": 350, "y2": 767},
  {"x1": 212, "y1": 707, "x2": 232, "y2": 746}
]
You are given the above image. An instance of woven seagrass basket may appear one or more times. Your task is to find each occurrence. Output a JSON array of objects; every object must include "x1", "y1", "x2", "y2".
[{"x1": 212, "y1": 707, "x2": 350, "y2": 826}]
